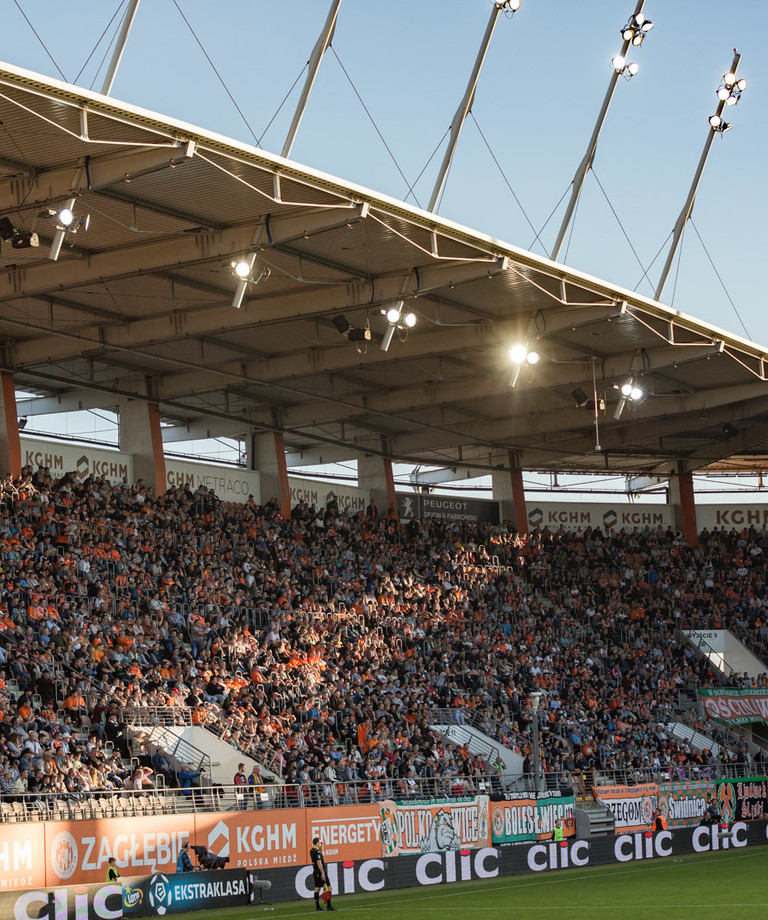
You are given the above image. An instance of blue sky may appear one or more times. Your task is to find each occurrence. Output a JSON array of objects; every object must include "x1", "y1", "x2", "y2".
[
  {"x1": 3, "y1": 0, "x2": 766, "y2": 343},
  {"x1": 2, "y1": 0, "x2": 767, "y2": 493}
]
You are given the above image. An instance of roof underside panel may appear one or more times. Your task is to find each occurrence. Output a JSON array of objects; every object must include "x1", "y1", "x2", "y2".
[{"x1": 1, "y1": 62, "x2": 768, "y2": 477}]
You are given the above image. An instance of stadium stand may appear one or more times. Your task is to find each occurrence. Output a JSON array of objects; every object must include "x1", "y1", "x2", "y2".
[{"x1": 1, "y1": 463, "x2": 768, "y2": 821}]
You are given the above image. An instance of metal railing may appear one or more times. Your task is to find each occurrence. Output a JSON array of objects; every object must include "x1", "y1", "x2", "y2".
[
  {"x1": 122, "y1": 706, "x2": 193, "y2": 727},
  {"x1": 2, "y1": 758, "x2": 766, "y2": 826},
  {"x1": 430, "y1": 707, "x2": 526, "y2": 759},
  {"x1": 0, "y1": 773, "x2": 506, "y2": 823}
]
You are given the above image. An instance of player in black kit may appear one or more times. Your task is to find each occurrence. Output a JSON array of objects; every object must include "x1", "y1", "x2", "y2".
[{"x1": 310, "y1": 837, "x2": 335, "y2": 911}]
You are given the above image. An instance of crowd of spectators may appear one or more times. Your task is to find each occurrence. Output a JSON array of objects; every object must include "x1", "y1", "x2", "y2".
[{"x1": 1, "y1": 462, "x2": 768, "y2": 808}]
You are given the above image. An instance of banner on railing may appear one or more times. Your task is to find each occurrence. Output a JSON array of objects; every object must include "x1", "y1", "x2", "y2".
[
  {"x1": 592, "y1": 783, "x2": 658, "y2": 833},
  {"x1": 378, "y1": 796, "x2": 491, "y2": 857},
  {"x1": 657, "y1": 780, "x2": 714, "y2": 828},
  {"x1": 699, "y1": 688, "x2": 768, "y2": 726},
  {"x1": 715, "y1": 776, "x2": 768, "y2": 823},
  {"x1": 490, "y1": 790, "x2": 575, "y2": 843}
]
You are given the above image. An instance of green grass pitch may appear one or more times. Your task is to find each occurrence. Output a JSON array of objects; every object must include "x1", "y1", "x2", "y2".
[{"x1": 163, "y1": 848, "x2": 768, "y2": 920}]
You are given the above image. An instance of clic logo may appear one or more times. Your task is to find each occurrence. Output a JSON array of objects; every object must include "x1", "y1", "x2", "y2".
[
  {"x1": 615, "y1": 831, "x2": 672, "y2": 862},
  {"x1": 294, "y1": 860, "x2": 385, "y2": 898},
  {"x1": 527, "y1": 840, "x2": 589, "y2": 872}
]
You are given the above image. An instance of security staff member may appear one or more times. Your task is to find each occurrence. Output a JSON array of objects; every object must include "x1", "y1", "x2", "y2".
[
  {"x1": 651, "y1": 809, "x2": 668, "y2": 831},
  {"x1": 310, "y1": 838, "x2": 335, "y2": 911},
  {"x1": 107, "y1": 857, "x2": 120, "y2": 882}
]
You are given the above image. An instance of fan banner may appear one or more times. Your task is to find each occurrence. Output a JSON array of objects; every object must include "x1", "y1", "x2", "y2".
[
  {"x1": 699, "y1": 688, "x2": 768, "y2": 725},
  {"x1": 490, "y1": 791, "x2": 575, "y2": 843},
  {"x1": 657, "y1": 780, "x2": 714, "y2": 828},
  {"x1": 378, "y1": 796, "x2": 491, "y2": 856},
  {"x1": 592, "y1": 783, "x2": 658, "y2": 833},
  {"x1": 715, "y1": 776, "x2": 768, "y2": 823}
]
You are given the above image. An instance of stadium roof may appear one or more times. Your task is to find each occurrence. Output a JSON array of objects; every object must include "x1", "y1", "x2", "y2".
[{"x1": 1, "y1": 61, "x2": 768, "y2": 478}]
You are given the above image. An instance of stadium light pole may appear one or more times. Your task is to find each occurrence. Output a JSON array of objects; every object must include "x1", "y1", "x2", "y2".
[
  {"x1": 550, "y1": 0, "x2": 652, "y2": 263},
  {"x1": 282, "y1": 0, "x2": 343, "y2": 159},
  {"x1": 655, "y1": 50, "x2": 744, "y2": 302},
  {"x1": 530, "y1": 690, "x2": 543, "y2": 792},
  {"x1": 101, "y1": 0, "x2": 142, "y2": 96},
  {"x1": 428, "y1": 0, "x2": 522, "y2": 213}
]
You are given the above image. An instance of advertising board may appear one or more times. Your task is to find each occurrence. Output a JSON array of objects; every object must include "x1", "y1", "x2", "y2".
[{"x1": 2, "y1": 823, "x2": 768, "y2": 915}]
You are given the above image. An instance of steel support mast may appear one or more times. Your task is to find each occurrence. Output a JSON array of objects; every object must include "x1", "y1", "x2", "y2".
[
  {"x1": 550, "y1": 0, "x2": 648, "y2": 263},
  {"x1": 101, "y1": 0, "x2": 142, "y2": 96},
  {"x1": 282, "y1": 0, "x2": 343, "y2": 159},
  {"x1": 428, "y1": 1, "x2": 521, "y2": 213},
  {"x1": 655, "y1": 50, "x2": 742, "y2": 302}
]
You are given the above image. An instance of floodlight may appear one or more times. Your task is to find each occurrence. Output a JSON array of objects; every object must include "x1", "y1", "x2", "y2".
[
  {"x1": 526, "y1": 350, "x2": 540, "y2": 365},
  {"x1": 404, "y1": 312, "x2": 417, "y2": 328},
  {"x1": 509, "y1": 343, "x2": 528, "y2": 364},
  {"x1": 233, "y1": 260, "x2": 251, "y2": 279},
  {"x1": 621, "y1": 382, "x2": 633, "y2": 398},
  {"x1": 386, "y1": 305, "x2": 402, "y2": 323},
  {"x1": 736, "y1": 78, "x2": 747, "y2": 91},
  {"x1": 627, "y1": 62, "x2": 639, "y2": 76},
  {"x1": 57, "y1": 207, "x2": 75, "y2": 228},
  {"x1": 612, "y1": 55, "x2": 626, "y2": 71},
  {"x1": 724, "y1": 72, "x2": 736, "y2": 86},
  {"x1": 48, "y1": 197, "x2": 89, "y2": 261},
  {"x1": 630, "y1": 386, "x2": 643, "y2": 401},
  {"x1": 621, "y1": 12, "x2": 653, "y2": 48}
]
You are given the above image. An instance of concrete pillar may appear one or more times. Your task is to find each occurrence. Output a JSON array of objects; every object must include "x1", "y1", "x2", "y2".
[
  {"x1": 358, "y1": 456, "x2": 397, "y2": 518},
  {"x1": 0, "y1": 373, "x2": 21, "y2": 478},
  {"x1": 668, "y1": 465, "x2": 698, "y2": 545},
  {"x1": 492, "y1": 466, "x2": 527, "y2": 532},
  {"x1": 250, "y1": 431, "x2": 290, "y2": 517},
  {"x1": 119, "y1": 399, "x2": 166, "y2": 495}
]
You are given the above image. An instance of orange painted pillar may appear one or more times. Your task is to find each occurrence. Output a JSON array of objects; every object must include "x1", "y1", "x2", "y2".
[
  {"x1": 359, "y1": 455, "x2": 399, "y2": 519},
  {"x1": 273, "y1": 432, "x2": 291, "y2": 519},
  {"x1": 676, "y1": 470, "x2": 698, "y2": 546},
  {"x1": 250, "y1": 431, "x2": 291, "y2": 516},
  {"x1": 511, "y1": 467, "x2": 528, "y2": 533},
  {"x1": 383, "y1": 458, "x2": 398, "y2": 520},
  {"x1": 119, "y1": 398, "x2": 167, "y2": 495},
  {"x1": 146, "y1": 402, "x2": 167, "y2": 497},
  {"x1": 0, "y1": 372, "x2": 21, "y2": 478}
]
